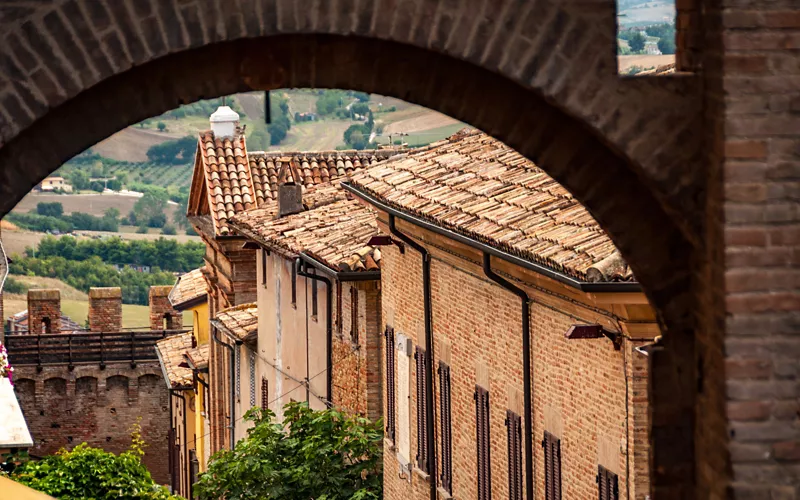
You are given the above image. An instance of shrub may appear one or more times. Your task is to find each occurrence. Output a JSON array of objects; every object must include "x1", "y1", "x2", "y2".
[
  {"x1": 10, "y1": 423, "x2": 178, "y2": 500},
  {"x1": 194, "y1": 402, "x2": 382, "y2": 500},
  {"x1": 3, "y1": 276, "x2": 29, "y2": 295},
  {"x1": 161, "y1": 225, "x2": 177, "y2": 235},
  {"x1": 36, "y1": 202, "x2": 63, "y2": 218}
]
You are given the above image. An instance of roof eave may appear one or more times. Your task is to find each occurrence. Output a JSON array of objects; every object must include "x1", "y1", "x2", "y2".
[{"x1": 341, "y1": 181, "x2": 641, "y2": 293}]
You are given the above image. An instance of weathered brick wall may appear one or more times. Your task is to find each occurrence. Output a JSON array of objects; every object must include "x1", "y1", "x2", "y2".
[
  {"x1": 149, "y1": 286, "x2": 182, "y2": 331},
  {"x1": 13, "y1": 363, "x2": 171, "y2": 485},
  {"x1": 27, "y1": 289, "x2": 61, "y2": 334},
  {"x1": 331, "y1": 281, "x2": 382, "y2": 422},
  {"x1": 88, "y1": 287, "x2": 122, "y2": 332},
  {"x1": 710, "y1": 2, "x2": 800, "y2": 497},
  {"x1": 379, "y1": 240, "x2": 650, "y2": 500}
]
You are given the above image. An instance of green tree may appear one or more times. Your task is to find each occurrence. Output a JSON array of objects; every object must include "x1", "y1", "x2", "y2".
[
  {"x1": 36, "y1": 202, "x2": 63, "y2": 218},
  {"x1": 131, "y1": 191, "x2": 168, "y2": 227},
  {"x1": 629, "y1": 32, "x2": 646, "y2": 53},
  {"x1": 194, "y1": 402, "x2": 383, "y2": 500},
  {"x1": 157, "y1": 121, "x2": 167, "y2": 132},
  {"x1": 657, "y1": 36, "x2": 676, "y2": 55},
  {"x1": 161, "y1": 225, "x2": 177, "y2": 235},
  {"x1": 10, "y1": 423, "x2": 178, "y2": 500}
]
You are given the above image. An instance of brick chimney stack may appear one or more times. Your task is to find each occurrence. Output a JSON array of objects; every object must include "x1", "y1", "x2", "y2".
[
  {"x1": 149, "y1": 286, "x2": 182, "y2": 331},
  {"x1": 277, "y1": 160, "x2": 304, "y2": 217},
  {"x1": 27, "y1": 289, "x2": 61, "y2": 334},
  {"x1": 88, "y1": 287, "x2": 122, "y2": 332}
]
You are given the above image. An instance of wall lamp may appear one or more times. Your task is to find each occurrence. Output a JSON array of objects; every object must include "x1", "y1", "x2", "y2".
[
  {"x1": 367, "y1": 234, "x2": 405, "y2": 254},
  {"x1": 565, "y1": 324, "x2": 622, "y2": 350}
]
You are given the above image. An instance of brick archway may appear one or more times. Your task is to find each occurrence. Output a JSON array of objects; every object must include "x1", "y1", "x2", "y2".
[{"x1": 0, "y1": 2, "x2": 704, "y2": 495}]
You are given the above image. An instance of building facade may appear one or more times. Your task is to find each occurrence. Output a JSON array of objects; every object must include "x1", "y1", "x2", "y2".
[{"x1": 346, "y1": 130, "x2": 657, "y2": 500}]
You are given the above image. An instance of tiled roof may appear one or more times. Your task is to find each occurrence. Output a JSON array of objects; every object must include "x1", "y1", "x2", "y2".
[
  {"x1": 348, "y1": 129, "x2": 633, "y2": 282},
  {"x1": 184, "y1": 344, "x2": 209, "y2": 371},
  {"x1": 197, "y1": 131, "x2": 256, "y2": 235},
  {"x1": 213, "y1": 303, "x2": 258, "y2": 343},
  {"x1": 249, "y1": 150, "x2": 398, "y2": 206},
  {"x1": 229, "y1": 186, "x2": 381, "y2": 273},
  {"x1": 169, "y1": 268, "x2": 208, "y2": 309},
  {"x1": 155, "y1": 332, "x2": 194, "y2": 388}
]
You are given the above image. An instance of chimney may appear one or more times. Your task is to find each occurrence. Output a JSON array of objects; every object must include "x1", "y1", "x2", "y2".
[
  {"x1": 88, "y1": 287, "x2": 122, "y2": 332},
  {"x1": 27, "y1": 289, "x2": 61, "y2": 334},
  {"x1": 209, "y1": 105, "x2": 240, "y2": 138},
  {"x1": 277, "y1": 159, "x2": 304, "y2": 217},
  {"x1": 149, "y1": 286, "x2": 182, "y2": 331}
]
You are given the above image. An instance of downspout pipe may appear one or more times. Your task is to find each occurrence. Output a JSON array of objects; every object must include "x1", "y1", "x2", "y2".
[
  {"x1": 296, "y1": 257, "x2": 333, "y2": 405},
  {"x1": 483, "y1": 253, "x2": 533, "y2": 500},
  {"x1": 389, "y1": 215, "x2": 436, "y2": 500},
  {"x1": 212, "y1": 327, "x2": 236, "y2": 448}
]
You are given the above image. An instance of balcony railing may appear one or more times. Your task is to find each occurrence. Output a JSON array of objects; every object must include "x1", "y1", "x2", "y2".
[{"x1": 4, "y1": 330, "x2": 189, "y2": 369}]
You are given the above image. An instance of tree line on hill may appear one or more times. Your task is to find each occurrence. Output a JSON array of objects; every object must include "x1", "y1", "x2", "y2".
[
  {"x1": 618, "y1": 22, "x2": 675, "y2": 55},
  {"x1": 7, "y1": 236, "x2": 204, "y2": 305},
  {"x1": 7, "y1": 203, "x2": 120, "y2": 233}
]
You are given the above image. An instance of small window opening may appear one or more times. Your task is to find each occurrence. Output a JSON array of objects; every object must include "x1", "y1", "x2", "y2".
[
  {"x1": 163, "y1": 314, "x2": 171, "y2": 331},
  {"x1": 311, "y1": 269, "x2": 318, "y2": 319},
  {"x1": 291, "y1": 263, "x2": 297, "y2": 305},
  {"x1": 617, "y1": 0, "x2": 676, "y2": 75},
  {"x1": 261, "y1": 250, "x2": 268, "y2": 288},
  {"x1": 42, "y1": 317, "x2": 52, "y2": 334}
]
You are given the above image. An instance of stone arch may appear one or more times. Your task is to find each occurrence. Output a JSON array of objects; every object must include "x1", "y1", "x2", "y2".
[
  {"x1": 0, "y1": 5, "x2": 701, "y2": 493},
  {"x1": 137, "y1": 373, "x2": 161, "y2": 396},
  {"x1": 14, "y1": 378, "x2": 36, "y2": 408}
]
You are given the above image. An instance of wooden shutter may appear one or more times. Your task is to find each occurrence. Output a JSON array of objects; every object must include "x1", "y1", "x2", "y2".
[
  {"x1": 475, "y1": 385, "x2": 492, "y2": 500},
  {"x1": 597, "y1": 465, "x2": 619, "y2": 500},
  {"x1": 415, "y1": 345, "x2": 429, "y2": 473},
  {"x1": 385, "y1": 327, "x2": 396, "y2": 442},
  {"x1": 543, "y1": 431, "x2": 562, "y2": 500},
  {"x1": 439, "y1": 362, "x2": 453, "y2": 494},
  {"x1": 506, "y1": 411, "x2": 523, "y2": 500},
  {"x1": 261, "y1": 377, "x2": 269, "y2": 408}
]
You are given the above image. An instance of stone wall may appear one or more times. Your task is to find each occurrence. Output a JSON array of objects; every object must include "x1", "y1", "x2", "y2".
[
  {"x1": 88, "y1": 287, "x2": 122, "y2": 332},
  {"x1": 27, "y1": 289, "x2": 61, "y2": 334},
  {"x1": 13, "y1": 363, "x2": 171, "y2": 485}
]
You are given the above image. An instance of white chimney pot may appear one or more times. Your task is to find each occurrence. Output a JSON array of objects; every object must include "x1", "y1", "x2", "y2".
[{"x1": 210, "y1": 105, "x2": 240, "y2": 138}]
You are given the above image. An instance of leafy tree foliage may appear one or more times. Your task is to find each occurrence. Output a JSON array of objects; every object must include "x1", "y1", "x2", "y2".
[
  {"x1": 129, "y1": 192, "x2": 169, "y2": 228},
  {"x1": 3, "y1": 276, "x2": 29, "y2": 294},
  {"x1": 628, "y1": 32, "x2": 646, "y2": 53},
  {"x1": 657, "y1": 37, "x2": 676, "y2": 54},
  {"x1": 157, "y1": 121, "x2": 167, "y2": 132},
  {"x1": 37, "y1": 202, "x2": 63, "y2": 218},
  {"x1": 5, "y1": 211, "x2": 118, "y2": 233},
  {"x1": 266, "y1": 93, "x2": 292, "y2": 146},
  {"x1": 147, "y1": 136, "x2": 198, "y2": 165},
  {"x1": 351, "y1": 102, "x2": 370, "y2": 116},
  {"x1": 316, "y1": 90, "x2": 346, "y2": 116},
  {"x1": 29, "y1": 235, "x2": 204, "y2": 273},
  {"x1": 194, "y1": 402, "x2": 383, "y2": 500},
  {"x1": 10, "y1": 423, "x2": 178, "y2": 500}
]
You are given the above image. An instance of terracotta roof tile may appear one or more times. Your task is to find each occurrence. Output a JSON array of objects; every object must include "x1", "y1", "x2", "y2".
[
  {"x1": 349, "y1": 129, "x2": 634, "y2": 282},
  {"x1": 229, "y1": 185, "x2": 381, "y2": 273},
  {"x1": 184, "y1": 344, "x2": 209, "y2": 371},
  {"x1": 197, "y1": 131, "x2": 255, "y2": 235},
  {"x1": 213, "y1": 303, "x2": 258, "y2": 343},
  {"x1": 248, "y1": 150, "x2": 398, "y2": 207},
  {"x1": 155, "y1": 332, "x2": 194, "y2": 388},
  {"x1": 169, "y1": 268, "x2": 209, "y2": 309}
]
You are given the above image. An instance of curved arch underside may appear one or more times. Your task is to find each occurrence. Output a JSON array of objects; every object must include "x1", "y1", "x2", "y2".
[{"x1": 0, "y1": 35, "x2": 691, "y2": 327}]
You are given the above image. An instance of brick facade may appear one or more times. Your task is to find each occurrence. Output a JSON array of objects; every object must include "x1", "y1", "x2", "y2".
[
  {"x1": 13, "y1": 363, "x2": 171, "y2": 485},
  {"x1": 379, "y1": 226, "x2": 655, "y2": 500},
  {"x1": 88, "y1": 287, "x2": 122, "y2": 332},
  {"x1": 27, "y1": 289, "x2": 61, "y2": 334},
  {"x1": 149, "y1": 286, "x2": 182, "y2": 331}
]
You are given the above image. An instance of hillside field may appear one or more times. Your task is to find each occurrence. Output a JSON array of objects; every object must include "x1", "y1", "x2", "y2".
[{"x1": 12, "y1": 192, "x2": 183, "y2": 219}]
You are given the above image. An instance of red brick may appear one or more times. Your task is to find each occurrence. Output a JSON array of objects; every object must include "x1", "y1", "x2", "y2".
[
  {"x1": 773, "y1": 441, "x2": 800, "y2": 461},
  {"x1": 725, "y1": 359, "x2": 773, "y2": 380},
  {"x1": 727, "y1": 401, "x2": 771, "y2": 421},
  {"x1": 725, "y1": 141, "x2": 768, "y2": 160}
]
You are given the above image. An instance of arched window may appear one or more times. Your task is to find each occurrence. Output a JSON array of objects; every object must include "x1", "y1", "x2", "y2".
[{"x1": 42, "y1": 317, "x2": 52, "y2": 334}]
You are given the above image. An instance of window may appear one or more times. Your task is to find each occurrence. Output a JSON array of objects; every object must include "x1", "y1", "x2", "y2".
[
  {"x1": 42, "y1": 317, "x2": 52, "y2": 334},
  {"x1": 311, "y1": 269, "x2": 318, "y2": 318},
  {"x1": 598, "y1": 465, "x2": 619, "y2": 500},
  {"x1": 506, "y1": 411, "x2": 523, "y2": 500},
  {"x1": 415, "y1": 345, "x2": 429, "y2": 474},
  {"x1": 475, "y1": 385, "x2": 491, "y2": 500},
  {"x1": 249, "y1": 350, "x2": 256, "y2": 407},
  {"x1": 291, "y1": 262, "x2": 297, "y2": 305},
  {"x1": 336, "y1": 281, "x2": 343, "y2": 334},
  {"x1": 616, "y1": 0, "x2": 677, "y2": 75},
  {"x1": 543, "y1": 431, "x2": 561, "y2": 500},
  {"x1": 439, "y1": 362, "x2": 453, "y2": 494},
  {"x1": 385, "y1": 327, "x2": 396, "y2": 442},
  {"x1": 350, "y1": 286, "x2": 359, "y2": 344},
  {"x1": 261, "y1": 250, "x2": 267, "y2": 288},
  {"x1": 261, "y1": 376, "x2": 269, "y2": 408}
]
